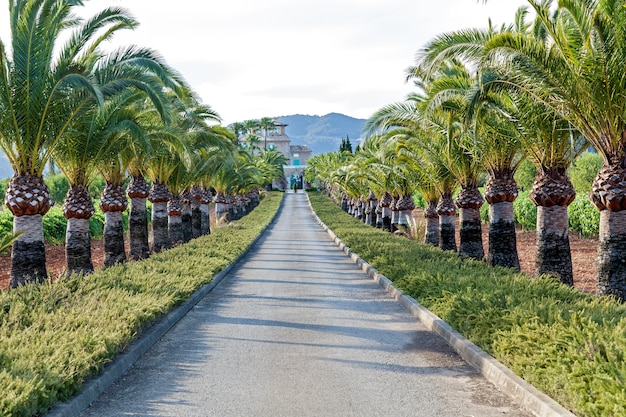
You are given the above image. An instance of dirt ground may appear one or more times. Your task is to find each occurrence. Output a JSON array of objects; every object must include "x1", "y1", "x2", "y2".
[{"x1": 0, "y1": 214, "x2": 598, "y2": 293}]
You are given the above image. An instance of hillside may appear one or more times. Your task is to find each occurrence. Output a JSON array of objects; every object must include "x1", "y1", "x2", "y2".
[{"x1": 276, "y1": 113, "x2": 367, "y2": 155}]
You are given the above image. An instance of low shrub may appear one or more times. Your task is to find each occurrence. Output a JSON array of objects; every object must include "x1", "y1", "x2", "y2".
[
  {"x1": 568, "y1": 196, "x2": 600, "y2": 237},
  {"x1": 0, "y1": 192, "x2": 282, "y2": 417},
  {"x1": 309, "y1": 192, "x2": 626, "y2": 417}
]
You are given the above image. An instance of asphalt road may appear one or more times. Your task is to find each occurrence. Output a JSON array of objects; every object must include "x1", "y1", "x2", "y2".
[{"x1": 79, "y1": 193, "x2": 530, "y2": 417}]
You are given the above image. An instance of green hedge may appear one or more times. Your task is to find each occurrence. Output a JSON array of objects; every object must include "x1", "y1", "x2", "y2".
[
  {"x1": 309, "y1": 192, "x2": 625, "y2": 417},
  {"x1": 0, "y1": 192, "x2": 282, "y2": 417}
]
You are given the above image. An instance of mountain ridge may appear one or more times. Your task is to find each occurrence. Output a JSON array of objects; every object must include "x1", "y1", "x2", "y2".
[{"x1": 276, "y1": 113, "x2": 367, "y2": 155}]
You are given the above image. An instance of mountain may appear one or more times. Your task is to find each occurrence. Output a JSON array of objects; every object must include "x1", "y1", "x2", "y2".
[{"x1": 276, "y1": 113, "x2": 367, "y2": 155}]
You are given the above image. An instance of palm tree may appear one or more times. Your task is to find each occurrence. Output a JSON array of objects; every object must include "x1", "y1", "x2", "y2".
[
  {"x1": 259, "y1": 117, "x2": 277, "y2": 150},
  {"x1": 0, "y1": 2, "x2": 142, "y2": 285}
]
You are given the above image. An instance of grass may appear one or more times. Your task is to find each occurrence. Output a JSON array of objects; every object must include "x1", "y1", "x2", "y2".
[
  {"x1": 309, "y1": 192, "x2": 626, "y2": 417},
  {"x1": 0, "y1": 192, "x2": 283, "y2": 417}
]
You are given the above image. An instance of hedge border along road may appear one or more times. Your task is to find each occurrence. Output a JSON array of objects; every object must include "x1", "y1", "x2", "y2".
[
  {"x1": 0, "y1": 192, "x2": 283, "y2": 417},
  {"x1": 308, "y1": 192, "x2": 626, "y2": 417}
]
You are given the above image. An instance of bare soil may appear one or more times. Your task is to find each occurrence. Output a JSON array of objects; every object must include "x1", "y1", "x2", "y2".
[{"x1": 0, "y1": 213, "x2": 598, "y2": 293}]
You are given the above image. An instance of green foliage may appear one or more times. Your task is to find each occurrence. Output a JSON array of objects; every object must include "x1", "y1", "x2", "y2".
[
  {"x1": 42, "y1": 207, "x2": 67, "y2": 245},
  {"x1": 0, "y1": 192, "x2": 283, "y2": 417},
  {"x1": 569, "y1": 152, "x2": 603, "y2": 195},
  {"x1": 568, "y1": 196, "x2": 600, "y2": 238},
  {"x1": 411, "y1": 191, "x2": 426, "y2": 209},
  {"x1": 513, "y1": 191, "x2": 537, "y2": 231},
  {"x1": 45, "y1": 174, "x2": 70, "y2": 205},
  {"x1": 339, "y1": 135, "x2": 353, "y2": 153},
  {"x1": 89, "y1": 175, "x2": 107, "y2": 200},
  {"x1": 309, "y1": 193, "x2": 626, "y2": 417},
  {"x1": 514, "y1": 159, "x2": 537, "y2": 192},
  {"x1": 0, "y1": 178, "x2": 7, "y2": 201},
  {"x1": 0, "y1": 211, "x2": 11, "y2": 237}
]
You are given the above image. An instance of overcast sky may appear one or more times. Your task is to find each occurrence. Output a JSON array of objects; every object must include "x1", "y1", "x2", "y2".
[{"x1": 1, "y1": 0, "x2": 528, "y2": 125}]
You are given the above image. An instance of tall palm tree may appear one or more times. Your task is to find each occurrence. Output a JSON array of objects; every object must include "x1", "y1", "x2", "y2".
[
  {"x1": 259, "y1": 117, "x2": 277, "y2": 150},
  {"x1": 0, "y1": 2, "x2": 141, "y2": 285}
]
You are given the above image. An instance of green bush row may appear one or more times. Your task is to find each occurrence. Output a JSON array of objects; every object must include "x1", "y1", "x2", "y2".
[
  {"x1": 309, "y1": 193, "x2": 625, "y2": 417},
  {"x1": 0, "y1": 192, "x2": 282, "y2": 417}
]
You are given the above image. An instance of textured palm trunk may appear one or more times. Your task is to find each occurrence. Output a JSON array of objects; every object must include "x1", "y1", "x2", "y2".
[
  {"x1": 214, "y1": 192, "x2": 229, "y2": 224},
  {"x1": 380, "y1": 192, "x2": 393, "y2": 232},
  {"x1": 10, "y1": 215, "x2": 47, "y2": 286},
  {"x1": 65, "y1": 217, "x2": 93, "y2": 275},
  {"x1": 485, "y1": 176, "x2": 520, "y2": 270},
  {"x1": 375, "y1": 201, "x2": 383, "y2": 229},
  {"x1": 535, "y1": 206, "x2": 573, "y2": 284},
  {"x1": 181, "y1": 192, "x2": 193, "y2": 243},
  {"x1": 149, "y1": 182, "x2": 171, "y2": 253},
  {"x1": 101, "y1": 182, "x2": 128, "y2": 267},
  {"x1": 456, "y1": 187, "x2": 484, "y2": 260},
  {"x1": 530, "y1": 171, "x2": 575, "y2": 286},
  {"x1": 590, "y1": 163, "x2": 626, "y2": 300},
  {"x1": 366, "y1": 192, "x2": 378, "y2": 227},
  {"x1": 103, "y1": 211, "x2": 125, "y2": 267},
  {"x1": 396, "y1": 194, "x2": 415, "y2": 231},
  {"x1": 63, "y1": 185, "x2": 95, "y2": 275},
  {"x1": 437, "y1": 194, "x2": 457, "y2": 252},
  {"x1": 487, "y1": 202, "x2": 519, "y2": 269},
  {"x1": 200, "y1": 189, "x2": 212, "y2": 235},
  {"x1": 191, "y1": 186, "x2": 203, "y2": 238},
  {"x1": 341, "y1": 194, "x2": 348, "y2": 212},
  {"x1": 168, "y1": 196, "x2": 184, "y2": 247},
  {"x1": 127, "y1": 175, "x2": 150, "y2": 260},
  {"x1": 390, "y1": 196, "x2": 400, "y2": 233},
  {"x1": 596, "y1": 211, "x2": 626, "y2": 300},
  {"x1": 424, "y1": 200, "x2": 439, "y2": 246},
  {"x1": 6, "y1": 174, "x2": 52, "y2": 286}
]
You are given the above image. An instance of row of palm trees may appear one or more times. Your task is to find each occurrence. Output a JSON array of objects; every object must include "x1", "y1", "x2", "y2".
[
  {"x1": 0, "y1": 0, "x2": 285, "y2": 288},
  {"x1": 308, "y1": 0, "x2": 626, "y2": 301}
]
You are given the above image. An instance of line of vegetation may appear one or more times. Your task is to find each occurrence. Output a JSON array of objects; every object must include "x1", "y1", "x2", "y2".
[
  {"x1": 309, "y1": 193, "x2": 625, "y2": 417},
  {"x1": 0, "y1": 192, "x2": 282, "y2": 417}
]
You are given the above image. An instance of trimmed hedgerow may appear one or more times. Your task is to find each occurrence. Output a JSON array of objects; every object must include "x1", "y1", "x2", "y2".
[
  {"x1": 0, "y1": 192, "x2": 282, "y2": 417},
  {"x1": 309, "y1": 192, "x2": 625, "y2": 417}
]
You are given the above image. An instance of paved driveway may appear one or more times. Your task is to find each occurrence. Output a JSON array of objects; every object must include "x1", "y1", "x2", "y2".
[{"x1": 80, "y1": 193, "x2": 530, "y2": 417}]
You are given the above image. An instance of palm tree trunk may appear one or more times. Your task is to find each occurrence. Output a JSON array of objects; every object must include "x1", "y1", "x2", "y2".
[
  {"x1": 149, "y1": 182, "x2": 171, "y2": 253},
  {"x1": 590, "y1": 164, "x2": 626, "y2": 300},
  {"x1": 596, "y1": 210, "x2": 626, "y2": 300},
  {"x1": 424, "y1": 200, "x2": 440, "y2": 246},
  {"x1": 200, "y1": 189, "x2": 212, "y2": 235},
  {"x1": 531, "y1": 171, "x2": 575, "y2": 285},
  {"x1": 437, "y1": 194, "x2": 457, "y2": 252},
  {"x1": 191, "y1": 186, "x2": 203, "y2": 238},
  {"x1": 485, "y1": 176, "x2": 520, "y2": 270},
  {"x1": 103, "y1": 211, "x2": 126, "y2": 267},
  {"x1": 215, "y1": 192, "x2": 229, "y2": 223},
  {"x1": 487, "y1": 202, "x2": 519, "y2": 270},
  {"x1": 536, "y1": 206, "x2": 573, "y2": 285},
  {"x1": 181, "y1": 193, "x2": 193, "y2": 243},
  {"x1": 381, "y1": 192, "x2": 393, "y2": 232},
  {"x1": 63, "y1": 185, "x2": 95, "y2": 275},
  {"x1": 6, "y1": 174, "x2": 52, "y2": 286},
  {"x1": 168, "y1": 196, "x2": 184, "y2": 247},
  {"x1": 10, "y1": 215, "x2": 47, "y2": 287},
  {"x1": 101, "y1": 182, "x2": 128, "y2": 267},
  {"x1": 456, "y1": 186, "x2": 484, "y2": 260},
  {"x1": 127, "y1": 175, "x2": 150, "y2": 260},
  {"x1": 65, "y1": 217, "x2": 93, "y2": 275}
]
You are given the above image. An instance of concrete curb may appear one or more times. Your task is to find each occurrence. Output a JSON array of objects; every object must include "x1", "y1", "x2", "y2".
[
  {"x1": 306, "y1": 194, "x2": 576, "y2": 417},
  {"x1": 46, "y1": 194, "x2": 286, "y2": 417}
]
